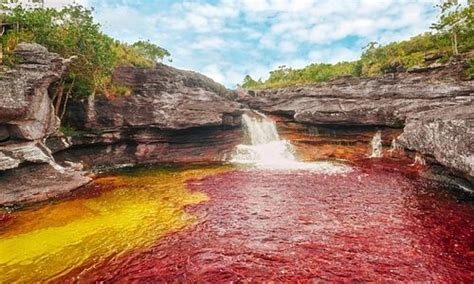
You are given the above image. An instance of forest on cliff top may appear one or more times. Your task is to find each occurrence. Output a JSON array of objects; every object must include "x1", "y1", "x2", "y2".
[{"x1": 0, "y1": 4, "x2": 170, "y2": 101}]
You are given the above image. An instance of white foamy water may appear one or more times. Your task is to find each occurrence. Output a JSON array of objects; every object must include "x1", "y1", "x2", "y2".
[
  {"x1": 369, "y1": 130, "x2": 383, "y2": 158},
  {"x1": 230, "y1": 112, "x2": 351, "y2": 173}
]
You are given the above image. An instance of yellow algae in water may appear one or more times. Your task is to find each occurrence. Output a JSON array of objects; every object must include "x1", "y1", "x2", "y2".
[{"x1": 0, "y1": 166, "x2": 230, "y2": 283}]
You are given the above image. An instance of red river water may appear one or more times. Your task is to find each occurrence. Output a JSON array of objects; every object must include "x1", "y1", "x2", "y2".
[
  {"x1": 55, "y1": 159, "x2": 474, "y2": 283},
  {"x1": 2, "y1": 113, "x2": 473, "y2": 282}
]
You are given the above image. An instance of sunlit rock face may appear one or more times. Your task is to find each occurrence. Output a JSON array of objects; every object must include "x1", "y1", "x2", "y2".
[
  {"x1": 399, "y1": 104, "x2": 474, "y2": 184},
  {"x1": 0, "y1": 43, "x2": 62, "y2": 144},
  {"x1": 60, "y1": 64, "x2": 244, "y2": 168},
  {"x1": 240, "y1": 62, "x2": 473, "y2": 183},
  {"x1": 241, "y1": 62, "x2": 473, "y2": 127},
  {"x1": 0, "y1": 43, "x2": 90, "y2": 206},
  {"x1": 74, "y1": 65, "x2": 242, "y2": 130}
]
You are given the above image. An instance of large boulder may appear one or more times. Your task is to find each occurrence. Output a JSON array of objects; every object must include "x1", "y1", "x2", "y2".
[
  {"x1": 398, "y1": 104, "x2": 474, "y2": 183},
  {"x1": 0, "y1": 43, "x2": 91, "y2": 206},
  {"x1": 69, "y1": 65, "x2": 241, "y2": 130},
  {"x1": 0, "y1": 163, "x2": 91, "y2": 206},
  {"x1": 0, "y1": 43, "x2": 64, "y2": 140}
]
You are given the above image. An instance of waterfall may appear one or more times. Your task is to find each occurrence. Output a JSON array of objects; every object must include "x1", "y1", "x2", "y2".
[
  {"x1": 389, "y1": 139, "x2": 403, "y2": 152},
  {"x1": 230, "y1": 113, "x2": 297, "y2": 166},
  {"x1": 241, "y1": 113, "x2": 280, "y2": 145},
  {"x1": 230, "y1": 112, "x2": 351, "y2": 173},
  {"x1": 369, "y1": 131, "x2": 383, "y2": 158},
  {"x1": 388, "y1": 138, "x2": 403, "y2": 156},
  {"x1": 411, "y1": 153, "x2": 426, "y2": 166}
]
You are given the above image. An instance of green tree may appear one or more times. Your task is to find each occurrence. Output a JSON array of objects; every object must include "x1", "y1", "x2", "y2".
[
  {"x1": 241, "y1": 75, "x2": 261, "y2": 89},
  {"x1": 1, "y1": 4, "x2": 170, "y2": 120},
  {"x1": 431, "y1": 0, "x2": 473, "y2": 55},
  {"x1": 2, "y1": 5, "x2": 116, "y2": 100},
  {"x1": 131, "y1": 40, "x2": 170, "y2": 63}
]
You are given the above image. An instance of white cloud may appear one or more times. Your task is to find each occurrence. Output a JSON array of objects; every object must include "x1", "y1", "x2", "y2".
[
  {"x1": 190, "y1": 37, "x2": 226, "y2": 50},
  {"x1": 202, "y1": 64, "x2": 226, "y2": 85},
  {"x1": 94, "y1": 6, "x2": 158, "y2": 43},
  {"x1": 47, "y1": 0, "x2": 441, "y2": 87},
  {"x1": 279, "y1": 41, "x2": 298, "y2": 53},
  {"x1": 309, "y1": 47, "x2": 361, "y2": 64},
  {"x1": 44, "y1": 0, "x2": 89, "y2": 8}
]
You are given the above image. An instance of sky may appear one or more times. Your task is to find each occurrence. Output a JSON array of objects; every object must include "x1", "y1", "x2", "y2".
[{"x1": 43, "y1": 0, "x2": 443, "y2": 87}]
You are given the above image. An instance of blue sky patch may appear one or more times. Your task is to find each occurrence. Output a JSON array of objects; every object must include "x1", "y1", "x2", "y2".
[{"x1": 47, "y1": 0, "x2": 442, "y2": 87}]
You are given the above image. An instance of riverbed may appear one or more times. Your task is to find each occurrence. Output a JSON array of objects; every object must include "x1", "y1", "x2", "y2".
[{"x1": 1, "y1": 159, "x2": 473, "y2": 282}]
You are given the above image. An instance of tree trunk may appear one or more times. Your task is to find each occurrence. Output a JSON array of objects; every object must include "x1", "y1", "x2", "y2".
[
  {"x1": 60, "y1": 78, "x2": 75, "y2": 121},
  {"x1": 54, "y1": 86, "x2": 63, "y2": 116},
  {"x1": 453, "y1": 30, "x2": 459, "y2": 55},
  {"x1": 0, "y1": 23, "x2": 4, "y2": 65}
]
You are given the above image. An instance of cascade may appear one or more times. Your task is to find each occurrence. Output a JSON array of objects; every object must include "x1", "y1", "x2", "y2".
[
  {"x1": 411, "y1": 153, "x2": 426, "y2": 166},
  {"x1": 389, "y1": 139, "x2": 403, "y2": 152},
  {"x1": 369, "y1": 131, "x2": 383, "y2": 158},
  {"x1": 230, "y1": 112, "x2": 351, "y2": 173}
]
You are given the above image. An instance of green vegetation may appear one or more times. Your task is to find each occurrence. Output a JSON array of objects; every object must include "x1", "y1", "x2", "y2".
[
  {"x1": 468, "y1": 58, "x2": 474, "y2": 78},
  {"x1": 431, "y1": 0, "x2": 474, "y2": 56},
  {"x1": 59, "y1": 125, "x2": 78, "y2": 138},
  {"x1": 60, "y1": 125, "x2": 103, "y2": 138},
  {"x1": 242, "y1": 3, "x2": 474, "y2": 89},
  {"x1": 0, "y1": 4, "x2": 169, "y2": 118},
  {"x1": 130, "y1": 40, "x2": 170, "y2": 64},
  {"x1": 109, "y1": 84, "x2": 133, "y2": 97}
]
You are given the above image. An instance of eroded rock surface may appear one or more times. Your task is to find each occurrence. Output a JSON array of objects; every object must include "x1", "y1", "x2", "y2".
[
  {"x1": 0, "y1": 163, "x2": 90, "y2": 206},
  {"x1": 242, "y1": 62, "x2": 473, "y2": 183},
  {"x1": 0, "y1": 43, "x2": 90, "y2": 206},
  {"x1": 70, "y1": 65, "x2": 241, "y2": 130},
  {"x1": 242, "y1": 63, "x2": 473, "y2": 127},
  {"x1": 61, "y1": 65, "x2": 243, "y2": 168},
  {"x1": 399, "y1": 104, "x2": 474, "y2": 183},
  {"x1": 0, "y1": 43, "x2": 63, "y2": 141},
  {"x1": 1, "y1": 44, "x2": 244, "y2": 206}
]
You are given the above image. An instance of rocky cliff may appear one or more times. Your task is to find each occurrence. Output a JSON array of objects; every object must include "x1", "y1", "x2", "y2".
[
  {"x1": 399, "y1": 104, "x2": 473, "y2": 184},
  {"x1": 242, "y1": 63, "x2": 472, "y2": 127},
  {"x1": 0, "y1": 43, "x2": 91, "y2": 206},
  {"x1": 0, "y1": 44, "x2": 244, "y2": 206},
  {"x1": 241, "y1": 63, "x2": 474, "y2": 183},
  {"x1": 1, "y1": 43, "x2": 472, "y2": 206},
  {"x1": 57, "y1": 65, "x2": 243, "y2": 169}
]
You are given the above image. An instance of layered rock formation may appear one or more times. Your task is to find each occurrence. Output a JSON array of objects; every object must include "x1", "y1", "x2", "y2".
[
  {"x1": 242, "y1": 63, "x2": 472, "y2": 127},
  {"x1": 399, "y1": 104, "x2": 473, "y2": 184},
  {"x1": 1, "y1": 43, "x2": 472, "y2": 206},
  {"x1": 241, "y1": 62, "x2": 474, "y2": 183},
  {"x1": 271, "y1": 117, "x2": 403, "y2": 161},
  {"x1": 0, "y1": 43, "x2": 91, "y2": 206},
  {"x1": 0, "y1": 44, "x2": 244, "y2": 206},
  {"x1": 58, "y1": 64, "x2": 243, "y2": 169}
]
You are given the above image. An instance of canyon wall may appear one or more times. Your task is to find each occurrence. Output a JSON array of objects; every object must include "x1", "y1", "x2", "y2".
[
  {"x1": 240, "y1": 62, "x2": 474, "y2": 183},
  {"x1": 0, "y1": 43, "x2": 91, "y2": 206},
  {"x1": 0, "y1": 43, "x2": 472, "y2": 206},
  {"x1": 57, "y1": 64, "x2": 243, "y2": 169},
  {"x1": 0, "y1": 44, "x2": 244, "y2": 206}
]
